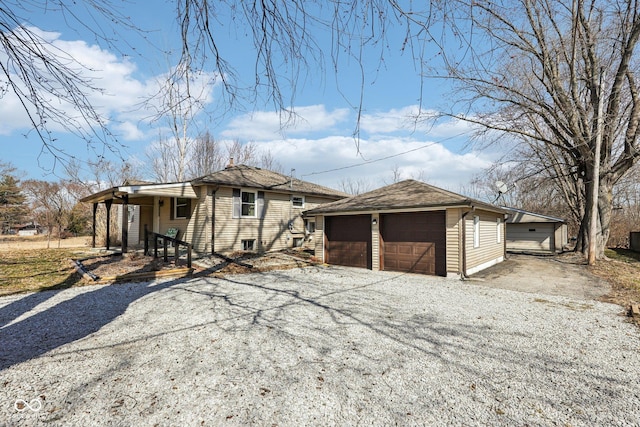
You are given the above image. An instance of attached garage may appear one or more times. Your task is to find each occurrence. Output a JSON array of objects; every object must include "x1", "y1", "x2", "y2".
[
  {"x1": 306, "y1": 180, "x2": 507, "y2": 278},
  {"x1": 325, "y1": 215, "x2": 372, "y2": 269},
  {"x1": 380, "y1": 212, "x2": 446, "y2": 276},
  {"x1": 504, "y1": 207, "x2": 567, "y2": 253}
]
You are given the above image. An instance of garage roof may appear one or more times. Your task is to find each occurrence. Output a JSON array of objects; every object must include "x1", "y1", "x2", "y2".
[
  {"x1": 504, "y1": 207, "x2": 566, "y2": 223},
  {"x1": 305, "y1": 179, "x2": 506, "y2": 215}
]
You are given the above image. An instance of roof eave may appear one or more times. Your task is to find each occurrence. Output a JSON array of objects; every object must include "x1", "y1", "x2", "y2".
[{"x1": 305, "y1": 201, "x2": 506, "y2": 216}]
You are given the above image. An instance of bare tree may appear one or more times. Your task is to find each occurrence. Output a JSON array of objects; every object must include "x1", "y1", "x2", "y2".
[
  {"x1": 609, "y1": 163, "x2": 640, "y2": 246},
  {"x1": 187, "y1": 132, "x2": 225, "y2": 178},
  {"x1": 0, "y1": 3, "x2": 144, "y2": 170},
  {"x1": 22, "y1": 180, "x2": 76, "y2": 248},
  {"x1": 145, "y1": 135, "x2": 181, "y2": 183},
  {"x1": 384, "y1": 164, "x2": 404, "y2": 185},
  {"x1": 429, "y1": 0, "x2": 640, "y2": 258},
  {"x1": 146, "y1": 62, "x2": 214, "y2": 181},
  {"x1": 3, "y1": 1, "x2": 436, "y2": 170},
  {"x1": 339, "y1": 177, "x2": 374, "y2": 195},
  {"x1": 470, "y1": 160, "x2": 581, "y2": 238},
  {"x1": 174, "y1": 1, "x2": 430, "y2": 139},
  {"x1": 258, "y1": 149, "x2": 285, "y2": 174}
]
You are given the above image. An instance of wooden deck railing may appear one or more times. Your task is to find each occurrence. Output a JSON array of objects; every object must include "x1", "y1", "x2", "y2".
[{"x1": 144, "y1": 225, "x2": 192, "y2": 268}]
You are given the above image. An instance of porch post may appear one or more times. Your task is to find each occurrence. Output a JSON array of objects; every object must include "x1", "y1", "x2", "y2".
[
  {"x1": 105, "y1": 199, "x2": 112, "y2": 250},
  {"x1": 92, "y1": 203, "x2": 97, "y2": 248},
  {"x1": 121, "y1": 194, "x2": 129, "y2": 254}
]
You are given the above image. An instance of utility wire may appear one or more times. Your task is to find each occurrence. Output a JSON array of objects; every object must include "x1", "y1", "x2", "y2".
[{"x1": 301, "y1": 132, "x2": 471, "y2": 177}]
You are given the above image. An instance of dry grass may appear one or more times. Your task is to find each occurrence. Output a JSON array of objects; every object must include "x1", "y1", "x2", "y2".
[
  {"x1": 590, "y1": 248, "x2": 640, "y2": 323},
  {"x1": 0, "y1": 248, "x2": 319, "y2": 297},
  {"x1": 0, "y1": 235, "x2": 90, "y2": 251},
  {"x1": 0, "y1": 248, "x2": 95, "y2": 296}
]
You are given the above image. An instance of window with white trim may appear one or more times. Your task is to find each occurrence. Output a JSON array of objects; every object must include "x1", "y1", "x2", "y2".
[
  {"x1": 496, "y1": 218, "x2": 502, "y2": 243},
  {"x1": 241, "y1": 191, "x2": 256, "y2": 217},
  {"x1": 174, "y1": 197, "x2": 189, "y2": 219},
  {"x1": 473, "y1": 215, "x2": 480, "y2": 248},
  {"x1": 292, "y1": 195, "x2": 305, "y2": 208}
]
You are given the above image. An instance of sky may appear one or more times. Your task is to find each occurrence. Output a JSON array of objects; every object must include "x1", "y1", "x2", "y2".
[{"x1": 0, "y1": 1, "x2": 503, "y2": 198}]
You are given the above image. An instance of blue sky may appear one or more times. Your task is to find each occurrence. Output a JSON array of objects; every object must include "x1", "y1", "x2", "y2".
[{"x1": 1, "y1": 1, "x2": 500, "y2": 195}]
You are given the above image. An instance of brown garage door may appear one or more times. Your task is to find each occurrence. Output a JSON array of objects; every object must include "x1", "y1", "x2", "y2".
[
  {"x1": 380, "y1": 212, "x2": 446, "y2": 276},
  {"x1": 325, "y1": 215, "x2": 372, "y2": 269}
]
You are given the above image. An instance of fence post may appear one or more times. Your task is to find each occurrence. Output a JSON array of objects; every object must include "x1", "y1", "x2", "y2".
[
  {"x1": 187, "y1": 243, "x2": 192, "y2": 268},
  {"x1": 174, "y1": 241, "x2": 179, "y2": 266},
  {"x1": 154, "y1": 233, "x2": 158, "y2": 258},
  {"x1": 163, "y1": 238, "x2": 168, "y2": 263}
]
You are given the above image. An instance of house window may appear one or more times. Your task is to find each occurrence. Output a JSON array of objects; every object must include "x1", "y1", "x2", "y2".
[
  {"x1": 496, "y1": 218, "x2": 501, "y2": 243},
  {"x1": 241, "y1": 191, "x2": 256, "y2": 217},
  {"x1": 292, "y1": 195, "x2": 305, "y2": 208},
  {"x1": 293, "y1": 237, "x2": 303, "y2": 247},
  {"x1": 305, "y1": 219, "x2": 316, "y2": 234},
  {"x1": 473, "y1": 215, "x2": 480, "y2": 248},
  {"x1": 242, "y1": 239, "x2": 255, "y2": 251},
  {"x1": 175, "y1": 197, "x2": 189, "y2": 219}
]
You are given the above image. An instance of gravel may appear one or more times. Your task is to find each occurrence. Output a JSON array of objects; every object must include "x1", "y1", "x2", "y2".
[{"x1": 1, "y1": 266, "x2": 639, "y2": 426}]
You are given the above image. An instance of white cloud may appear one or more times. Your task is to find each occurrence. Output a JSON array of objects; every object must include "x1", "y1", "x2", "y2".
[
  {"x1": 428, "y1": 116, "x2": 479, "y2": 139},
  {"x1": 0, "y1": 26, "x2": 217, "y2": 142},
  {"x1": 222, "y1": 105, "x2": 350, "y2": 140},
  {"x1": 360, "y1": 105, "x2": 435, "y2": 134},
  {"x1": 250, "y1": 135, "x2": 496, "y2": 193},
  {"x1": 115, "y1": 121, "x2": 146, "y2": 141}
]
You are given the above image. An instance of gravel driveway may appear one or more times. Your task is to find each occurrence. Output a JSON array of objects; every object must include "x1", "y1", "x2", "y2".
[{"x1": 1, "y1": 266, "x2": 639, "y2": 426}]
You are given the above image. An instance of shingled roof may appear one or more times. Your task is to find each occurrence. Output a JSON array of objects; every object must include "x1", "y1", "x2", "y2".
[
  {"x1": 304, "y1": 179, "x2": 506, "y2": 214},
  {"x1": 192, "y1": 164, "x2": 347, "y2": 199}
]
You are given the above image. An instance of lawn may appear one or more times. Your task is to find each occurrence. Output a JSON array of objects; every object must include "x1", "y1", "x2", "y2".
[
  {"x1": 0, "y1": 248, "x2": 94, "y2": 296},
  {"x1": 591, "y1": 248, "x2": 640, "y2": 315}
]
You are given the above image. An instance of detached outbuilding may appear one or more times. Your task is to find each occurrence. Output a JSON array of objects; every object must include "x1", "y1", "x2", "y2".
[
  {"x1": 503, "y1": 207, "x2": 568, "y2": 253},
  {"x1": 304, "y1": 180, "x2": 507, "y2": 278}
]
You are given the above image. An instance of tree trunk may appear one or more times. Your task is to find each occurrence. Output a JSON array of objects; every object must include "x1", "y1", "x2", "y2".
[{"x1": 577, "y1": 175, "x2": 614, "y2": 259}]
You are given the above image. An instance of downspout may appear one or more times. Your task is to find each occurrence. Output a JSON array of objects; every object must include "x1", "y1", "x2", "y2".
[
  {"x1": 504, "y1": 214, "x2": 508, "y2": 259},
  {"x1": 210, "y1": 187, "x2": 218, "y2": 255},
  {"x1": 460, "y1": 207, "x2": 474, "y2": 280}
]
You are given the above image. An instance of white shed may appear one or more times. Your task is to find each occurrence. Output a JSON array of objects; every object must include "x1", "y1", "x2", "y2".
[{"x1": 504, "y1": 207, "x2": 568, "y2": 253}]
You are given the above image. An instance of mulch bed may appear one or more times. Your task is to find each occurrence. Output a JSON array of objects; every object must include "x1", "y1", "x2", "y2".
[
  {"x1": 74, "y1": 250, "x2": 320, "y2": 283},
  {"x1": 77, "y1": 252, "x2": 190, "y2": 282}
]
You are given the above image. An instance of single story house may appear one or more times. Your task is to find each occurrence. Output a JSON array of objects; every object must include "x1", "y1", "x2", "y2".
[
  {"x1": 81, "y1": 163, "x2": 347, "y2": 254},
  {"x1": 503, "y1": 207, "x2": 568, "y2": 253},
  {"x1": 16, "y1": 223, "x2": 42, "y2": 236},
  {"x1": 304, "y1": 179, "x2": 508, "y2": 278}
]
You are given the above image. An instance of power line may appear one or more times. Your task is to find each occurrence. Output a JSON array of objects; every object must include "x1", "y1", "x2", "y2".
[{"x1": 301, "y1": 132, "x2": 471, "y2": 177}]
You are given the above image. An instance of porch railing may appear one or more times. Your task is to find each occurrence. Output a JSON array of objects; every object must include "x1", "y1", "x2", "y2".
[{"x1": 144, "y1": 225, "x2": 192, "y2": 268}]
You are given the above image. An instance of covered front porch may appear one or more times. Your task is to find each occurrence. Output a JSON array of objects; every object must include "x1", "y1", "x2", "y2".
[{"x1": 80, "y1": 181, "x2": 199, "y2": 254}]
